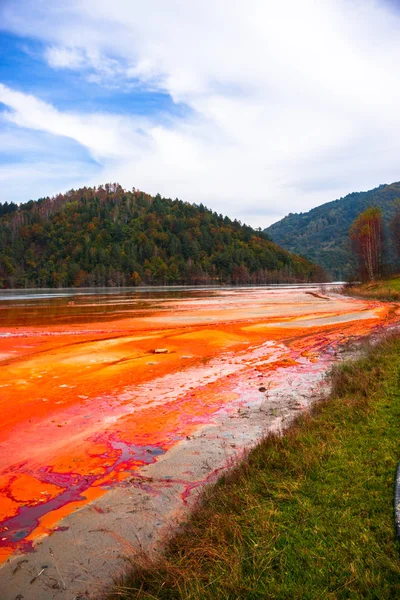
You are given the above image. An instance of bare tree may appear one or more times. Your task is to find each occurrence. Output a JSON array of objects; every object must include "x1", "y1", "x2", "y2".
[
  {"x1": 390, "y1": 199, "x2": 400, "y2": 268},
  {"x1": 350, "y1": 206, "x2": 383, "y2": 281}
]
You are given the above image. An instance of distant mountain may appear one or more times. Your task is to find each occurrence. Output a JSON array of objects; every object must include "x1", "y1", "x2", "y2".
[
  {"x1": 0, "y1": 184, "x2": 325, "y2": 288},
  {"x1": 265, "y1": 182, "x2": 400, "y2": 280}
]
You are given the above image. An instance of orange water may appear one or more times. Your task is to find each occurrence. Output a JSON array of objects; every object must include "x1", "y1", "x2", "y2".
[{"x1": 0, "y1": 287, "x2": 397, "y2": 561}]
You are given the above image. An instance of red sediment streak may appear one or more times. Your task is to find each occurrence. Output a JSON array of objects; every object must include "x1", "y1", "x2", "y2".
[
  {"x1": 181, "y1": 465, "x2": 229, "y2": 505},
  {"x1": 0, "y1": 438, "x2": 166, "y2": 557},
  {"x1": 0, "y1": 288, "x2": 398, "y2": 560}
]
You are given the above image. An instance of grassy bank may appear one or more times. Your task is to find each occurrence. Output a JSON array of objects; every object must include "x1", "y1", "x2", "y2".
[
  {"x1": 106, "y1": 334, "x2": 400, "y2": 600},
  {"x1": 344, "y1": 277, "x2": 400, "y2": 301}
]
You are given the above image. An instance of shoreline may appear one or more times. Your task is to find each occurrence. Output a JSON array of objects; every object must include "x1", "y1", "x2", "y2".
[
  {"x1": 105, "y1": 326, "x2": 400, "y2": 600},
  {"x1": 0, "y1": 288, "x2": 398, "y2": 599}
]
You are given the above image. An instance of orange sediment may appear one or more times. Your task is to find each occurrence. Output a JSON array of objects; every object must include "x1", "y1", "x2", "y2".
[{"x1": 0, "y1": 287, "x2": 397, "y2": 560}]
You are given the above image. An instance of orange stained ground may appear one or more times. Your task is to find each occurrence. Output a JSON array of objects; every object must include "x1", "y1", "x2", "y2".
[{"x1": 0, "y1": 286, "x2": 398, "y2": 561}]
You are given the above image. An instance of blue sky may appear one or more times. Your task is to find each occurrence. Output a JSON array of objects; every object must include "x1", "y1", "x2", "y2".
[
  {"x1": 1, "y1": 0, "x2": 400, "y2": 226},
  {"x1": 0, "y1": 32, "x2": 185, "y2": 117}
]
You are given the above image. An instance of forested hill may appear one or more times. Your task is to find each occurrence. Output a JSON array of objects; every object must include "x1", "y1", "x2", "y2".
[
  {"x1": 265, "y1": 182, "x2": 400, "y2": 280},
  {"x1": 0, "y1": 184, "x2": 325, "y2": 288}
]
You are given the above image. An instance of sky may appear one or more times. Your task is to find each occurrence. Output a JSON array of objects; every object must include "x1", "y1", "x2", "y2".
[{"x1": 0, "y1": 0, "x2": 400, "y2": 227}]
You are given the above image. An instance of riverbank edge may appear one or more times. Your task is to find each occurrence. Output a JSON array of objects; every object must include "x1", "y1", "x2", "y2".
[
  {"x1": 104, "y1": 330, "x2": 400, "y2": 600},
  {"x1": 343, "y1": 278, "x2": 400, "y2": 302}
]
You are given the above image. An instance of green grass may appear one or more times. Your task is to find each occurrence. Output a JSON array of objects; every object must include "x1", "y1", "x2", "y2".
[
  {"x1": 106, "y1": 334, "x2": 400, "y2": 600},
  {"x1": 344, "y1": 278, "x2": 400, "y2": 301},
  {"x1": 387, "y1": 277, "x2": 400, "y2": 293}
]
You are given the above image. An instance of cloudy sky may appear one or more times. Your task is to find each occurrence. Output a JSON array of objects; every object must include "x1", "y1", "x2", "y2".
[{"x1": 0, "y1": 0, "x2": 400, "y2": 227}]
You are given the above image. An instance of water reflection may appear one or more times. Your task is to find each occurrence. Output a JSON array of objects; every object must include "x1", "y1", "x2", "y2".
[
  {"x1": 0, "y1": 287, "x2": 219, "y2": 327},
  {"x1": 0, "y1": 285, "x2": 336, "y2": 327}
]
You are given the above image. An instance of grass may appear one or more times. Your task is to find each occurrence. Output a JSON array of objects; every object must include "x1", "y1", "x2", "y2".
[
  {"x1": 344, "y1": 277, "x2": 400, "y2": 301},
  {"x1": 105, "y1": 333, "x2": 400, "y2": 600},
  {"x1": 388, "y1": 277, "x2": 400, "y2": 293}
]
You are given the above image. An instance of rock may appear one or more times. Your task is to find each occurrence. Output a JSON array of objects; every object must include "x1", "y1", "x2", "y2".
[{"x1": 154, "y1": 348, "x2": 168, "y2": 354}]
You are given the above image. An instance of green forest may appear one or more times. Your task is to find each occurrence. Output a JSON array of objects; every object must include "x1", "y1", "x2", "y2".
[
  {"x1": 265, "y1": 182, "x2": 400, "y2": 280},
  {"x1": 0, "y1": 184, "x2": 325, "y2": 288}
]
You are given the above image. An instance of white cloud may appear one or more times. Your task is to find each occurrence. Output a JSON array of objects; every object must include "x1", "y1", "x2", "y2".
[
  {"x1": 45, "y1": 46, "x2": 85, "y2": 70},
  {"x1": 0, "y1": 83, "x2": 153, "y2": 161},
  {"x1": 0, "y1": 160, "x2": 100, "y2": 205},
  {"x1": 1, "y1": 0, "x2": 400, "y2": 225}
]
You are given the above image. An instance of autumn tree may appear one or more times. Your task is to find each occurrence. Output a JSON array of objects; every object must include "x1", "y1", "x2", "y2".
[
  {"x1": 389, "y1": 198, "x2": 400, "y2": 267},
  {"x1": 350, "y1": 206, "x2": 383, "y2": 281}
]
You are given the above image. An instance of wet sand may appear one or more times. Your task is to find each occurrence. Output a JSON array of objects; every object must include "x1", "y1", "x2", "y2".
[{"x1": 0, "y1": 286, "x2": 398, "y2": 599}]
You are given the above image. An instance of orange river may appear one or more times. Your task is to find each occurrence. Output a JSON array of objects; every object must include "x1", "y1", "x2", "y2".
[{"x1": 0, "y1": 285, "x2": 398, "y2": 566}]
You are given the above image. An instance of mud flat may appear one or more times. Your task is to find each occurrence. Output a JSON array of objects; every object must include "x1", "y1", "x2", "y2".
[{"x1": 0, "y1": 286, "x2": 398, "y2": 599}]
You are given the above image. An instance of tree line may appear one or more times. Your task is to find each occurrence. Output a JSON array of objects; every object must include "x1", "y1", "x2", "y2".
[{"x1": 0, "y1": 184, "x2": 326, "y2": 288}]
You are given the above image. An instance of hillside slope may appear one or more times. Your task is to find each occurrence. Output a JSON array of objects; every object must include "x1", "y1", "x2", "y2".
[
  {"x1": 0, "y1": 184, "x2": 325, "y2": 288},
  {"x1": 265, "y1": 182, "x2": 400, "y2": 280}
]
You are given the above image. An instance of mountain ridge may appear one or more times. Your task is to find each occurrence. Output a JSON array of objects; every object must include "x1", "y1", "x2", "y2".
[
  {"x1": 265, "y1": 182, "x2": 400, "y2": 279},
  {"x1": 0, "y1": 184, "x2": 325, "y2": 288}
]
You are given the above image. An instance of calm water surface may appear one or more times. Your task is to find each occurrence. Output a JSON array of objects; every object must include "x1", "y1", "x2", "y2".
[{"x1": 0, "y1": 284, "x2": 340, "y2": 327}]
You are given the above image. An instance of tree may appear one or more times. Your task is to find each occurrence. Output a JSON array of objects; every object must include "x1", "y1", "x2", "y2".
[
  {"x1": 389, "y1": 198, "x2": 400, "y2": 267},
  {"x1": 350, "y1": 207, "x2": 383, "y2": 281},
  {"x1": 131, "y1": 270, "x2": 141, "y2": 286}
]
